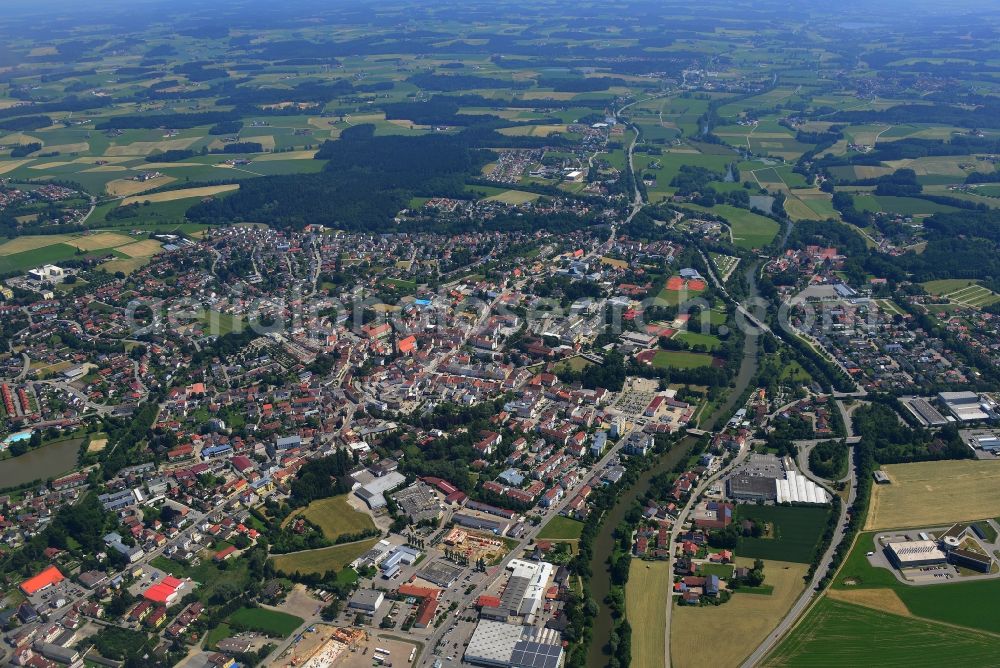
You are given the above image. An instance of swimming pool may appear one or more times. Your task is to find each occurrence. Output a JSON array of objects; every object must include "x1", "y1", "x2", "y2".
[{"x1": 2, "y1": 431, "x2": 33, "y2": 446}]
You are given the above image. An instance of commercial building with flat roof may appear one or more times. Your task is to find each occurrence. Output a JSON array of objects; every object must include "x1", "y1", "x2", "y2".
[
  {"x1": 464, "y1": 620, "x2": 564, "y2": 668},
  {"x1": 348, "y1": 589, "x2": 385, "y2": 612},
  {"x1": 886, "y1": 540, "x2": 946, "y2": 569},
  {"x1": 727, "y1": 475, "x2": 777, "y2": 502}
]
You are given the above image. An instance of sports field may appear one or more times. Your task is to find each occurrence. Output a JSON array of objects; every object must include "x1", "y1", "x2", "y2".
[
  {"x1": 672, "y1": 330, "x2": 722, "y2": 351},
  {"x1": 672, "y1": 559, "x2": 808, "y2": 668},
  {"x1": 651, "y1": 350, "x2": 715, "y2": 369},
  {"x1": 271, "y1": 537, "x2": 380, "y2": 576},
  {"x1": 866, "y1": 460, "x2": 1000, "y2": 530},
  {"x1": 227, "y1": 607, "x2": 303, "y2": 638},
  {"x1": 762, "y1": 598, "x2": 998, "y2": 667},
  {"x1": 626, "y1": 560, "x2": 671, "y2": 668},
  {"x1": 284, "y1": 494, "x2": 376, "y2": 541},
  {"x1": 735, "y1": 505, "x2": 831, "y2": 563}
]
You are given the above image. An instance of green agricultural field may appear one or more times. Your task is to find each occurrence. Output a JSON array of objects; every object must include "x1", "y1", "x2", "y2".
[
  {"x1": 852, "y1": 195, "x2": 959, "y2": 216},
  {"x1": 271, "y1": 538, "x2": 380, "y2": 576},
  {"x1": 227, "y1": 607, "x2": 303, "y2": 638},
  {"x1": 651, "y1": 350, "x2": 715, "y2": 369},
  {"x1": 537, "y1": 516, "x2": 584, "y2": 541},
  {"x1": 734, "y1": 505, "x2": 831, "y2": 564},
  {"x1": 686, "y1": 204, "x2": 779, "y2": 249},
  {"x1": 0, "y1": 243, "x2": 85, "y2": 273},
  {"x1": 287, "y1": 494, "x2": 376, "y2": 542},
  {"x1": 763, "y1": 598, "x2": 998, "y2": 667}
]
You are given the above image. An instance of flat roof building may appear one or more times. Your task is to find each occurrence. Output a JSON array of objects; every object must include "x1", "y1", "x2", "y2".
[
  {"x1": 464, "y1": 620, "x2": 564, "y2": 668},
  {"x1": 348, "y1": 589, "x2": 385, "y2": 612},
  {"x1": 886, "y1": 540, "x2": 946, "y2": 569}
]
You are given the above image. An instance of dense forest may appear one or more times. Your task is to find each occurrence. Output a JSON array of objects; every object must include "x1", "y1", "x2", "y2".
[{"x1": 186, "y1": 124, "x2": 490, "y2": 231}]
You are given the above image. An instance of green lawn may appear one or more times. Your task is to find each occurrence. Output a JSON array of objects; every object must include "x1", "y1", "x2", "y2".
[
  {"x1": 651, "y1": 350, "x2": 716, "y2": 369},
  {"x1": 204, "y1": 622, "x2": 232, "y2": 649},
  {"x1": 537, "y1": 516, "x2": 584, "y2": 541},
  {"x1": 735, "y1": 505, "x2": 831, "y2": 564},
  {"x1": 289, "y1": 494, "x2": 377, "y2": 542},
  {"x1": 227, "y1": 607, "x2": 303, "y2": 638},
  {"x1": 383, "y1": 277, "x2": 418, "y2": 293},
  {"x1": 763, "y1": 598, "x2": 998, "y2": 667},
  {"x1": 698, "y1": 563, "x2": 734, "y2": 578},
  {"x1": 271, "y1": 538, "x2": 380, "y2": 576}
]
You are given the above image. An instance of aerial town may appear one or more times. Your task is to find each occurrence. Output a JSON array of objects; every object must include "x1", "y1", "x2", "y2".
[{"x1": 0, "y1": 1, "x2": 999, "y2": 668}]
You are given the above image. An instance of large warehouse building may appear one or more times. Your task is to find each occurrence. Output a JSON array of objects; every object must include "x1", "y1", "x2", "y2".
[
  {"x1": 886, "y1": 540, "x2": 946, "y2": 569},
  {"x1": 464, "y1": 620, "x2": 564, "y2": 668},
  {"x1": 938, "y1": 391, "x2": 990, "y2": 422}
]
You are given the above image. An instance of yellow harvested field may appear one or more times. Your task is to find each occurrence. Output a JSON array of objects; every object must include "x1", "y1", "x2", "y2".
[
  {"x1": 99, "y1": 256, "x2": 151, "y2": 275},
  {"x1": 255, "y1": 149, "x2": 317, "y2": 161},
  {"x1": 121, "y1": 184, "x2": 239, "y2": 205},
  {"x1": 140, "y1": 162, "x2": 199, "y2": 169},
  {"x1": 601, "y1": 256, "x2": 629, "y2": 269},
  {"x1": 671, "y1": 559, "x2": 809, "y2": 668},
  {"x1": 520, "y1": 91, "x2": 577, "y2": 100},
  {"x1": 29, "y1": 46, "x2": 58, "y2": 57},
  {"x1": 626, "y1": 560, "x2": 672, "y2": 668},
  {"x1": 825, "y1": 588, "x2": 911, "y2": 617},
  {"x1": 0, "y1": 234, "x2": 73, "y2": 255},
  {"x1": 39, "y1": 142, "x2": 89, "y2": 154},
  {"x1": 104, "y1": 137, "x2": 198, "y2": 157},
  {"x1": 28, "y1": 161, "x2": 73, "y2": 169},
  {"x1": 1, "y1": 133, "x2": 42, "y2": 146},
  {"x1": 68, "y1": 232, "x2": 135, "y2": 251},
  {"x1": 0, "y1": 159, "x2": 33, "y2": 175},
  {"x1": 105, "y1": 175, "x2": 176, "y2": 196},
  {"x1": 783, "y1": 197, "x2": 824, "y2": 221},
  {"x1": 86, "y1": 438, "x2": 108, "y2": 453},
  {"x1": 71, "y1": 157, "x2": 133, "y2": 164},
  {"x1": 498, "y1": 124, "x2": 568, "y2": 137},
  {"x1": 386, "y1": 119, "x2": 429, "y2": 130},
  {"x1": 884, "y1": 157, "x2": 970, "y2": 177},
  {"x1": 115, "y1": 240, "x2": 163, "y2": 258},
  {"x1": 241, "y1": 135, "x2": 276, "y2": 150},
  {"x1": 866, "y1": 460, "x2": 1000, "y2": 530},
  {"x1": 349, "y1": 113, "x2": 386, "y2": 123},
  {"x1": 82, "y1": 165, "x2": 128, "y2": 173}
]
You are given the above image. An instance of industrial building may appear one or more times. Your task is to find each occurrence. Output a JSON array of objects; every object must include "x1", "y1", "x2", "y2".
[
  {"x1": 901, "y1": 397, "x2": 949, "y2": 427},
  {"x1": 453, "y1": 513, "x2": 510, "y2": 535},
  {"x1": 938, "y1": 391, "x2": 991, "y2": 422},
  {"x1": 348, "y1": 589, "x2": 385, "y2": 613},
  {"x1": 379, "y1": 545, "x2": 421, "y2": 579},
  {"x1": 727, "y1": 475, "x2": 778, "y2": 502},
  {"x1": 393, "y1": 481, "x2": 442, "y2": 523},
  {"x1": 886, "y1": 540, "x2": 947, "y2": 569},
  {"x1": 353, "y1": 470, "x2": 406, "y2": 511},
  {"x1": 479, "y1": 560, "x2": 553, "y2": 623},
  {"x1": 464, "y1": 620, "x2": 564, "y2": 668},
  {"x1": 776, "y1": 470, "x2": 830, "y2": 504}
]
